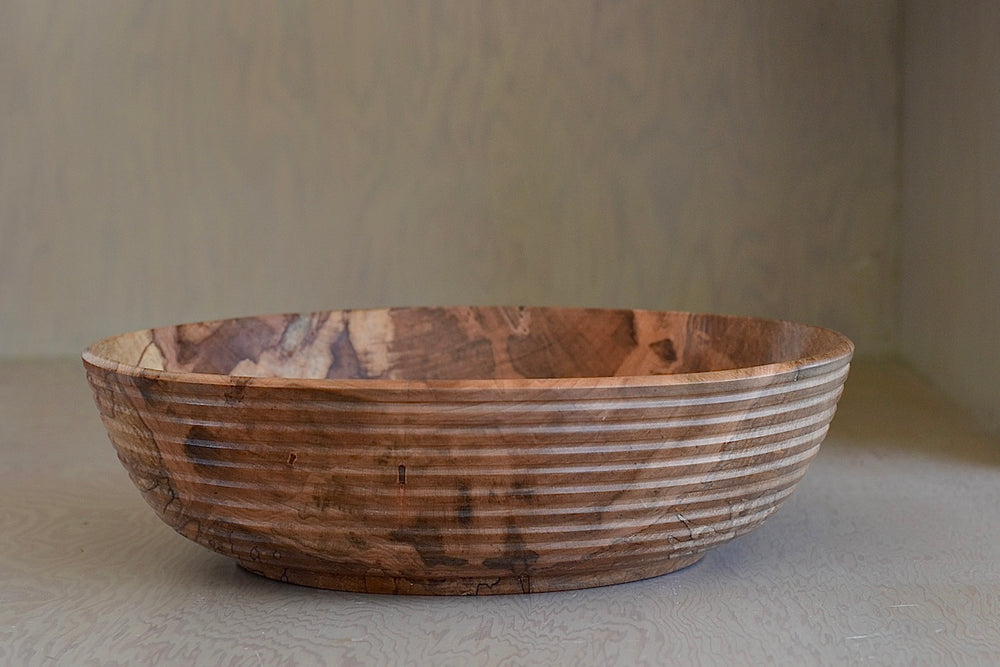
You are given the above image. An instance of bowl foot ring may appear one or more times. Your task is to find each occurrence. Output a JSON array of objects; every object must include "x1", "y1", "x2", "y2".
[{"x1": 237, "y1": 553, "x2": 705, "y2": 595}]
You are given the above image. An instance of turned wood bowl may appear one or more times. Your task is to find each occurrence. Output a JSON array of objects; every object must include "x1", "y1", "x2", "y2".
[{"x1": 83, "y1": 307, "x2": 853, "y2": 595}]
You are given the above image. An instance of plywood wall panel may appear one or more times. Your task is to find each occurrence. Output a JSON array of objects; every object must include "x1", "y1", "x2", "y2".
[
  {"x1": 0, "y1": 1, "x2": 899, "y2": 355},
  {"x1": 900, "y1": 1, "x2": 1000, "y2": 433}
]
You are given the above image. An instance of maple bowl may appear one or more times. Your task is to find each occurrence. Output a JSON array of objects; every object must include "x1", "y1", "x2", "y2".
[{"x1": 83, "y1": 306, "x2": 853, "y2": 595}]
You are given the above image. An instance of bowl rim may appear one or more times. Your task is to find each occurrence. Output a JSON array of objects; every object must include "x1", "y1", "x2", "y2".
[{"x1": 82, "y1": 306, "x2": 855, "y2": 391}]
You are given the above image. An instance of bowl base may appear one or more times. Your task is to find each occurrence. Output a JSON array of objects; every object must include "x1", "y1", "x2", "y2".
[{"x1": 237, "y1": 553, "x2": 706, "y2": 595}]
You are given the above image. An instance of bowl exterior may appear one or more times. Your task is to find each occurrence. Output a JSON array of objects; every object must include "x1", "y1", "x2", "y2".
[{"x1": 84, "y1": 355, "x2": 850, "y2": 594}]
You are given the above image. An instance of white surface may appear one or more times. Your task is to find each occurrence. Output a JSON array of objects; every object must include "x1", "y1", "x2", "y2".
[
  {"x1": 900, "y1": 0, "x2": 1000, "y2": 433},
  {"x1": 0, "y1": 1, "x2": 899, "y2": 356},
  {"x1": 2, "y1": 359, "x2": 998, "y2": 665}
]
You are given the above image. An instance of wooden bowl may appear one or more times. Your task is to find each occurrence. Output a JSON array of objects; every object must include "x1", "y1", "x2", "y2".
[{"x1": 83, "y1": 307, "x2": 853, "y2": 595}]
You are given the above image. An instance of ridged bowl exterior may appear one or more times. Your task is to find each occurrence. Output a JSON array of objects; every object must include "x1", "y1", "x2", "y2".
[{"x1": 84, "y1": 308, "x2": 852, "y2": 595}]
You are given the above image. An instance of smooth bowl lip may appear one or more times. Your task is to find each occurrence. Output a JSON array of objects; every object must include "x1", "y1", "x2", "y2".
[{"x1": 82, "y1": 307, "x2": 855, "y2": 391}]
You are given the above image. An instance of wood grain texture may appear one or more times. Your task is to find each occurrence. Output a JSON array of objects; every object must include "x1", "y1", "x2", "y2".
[
  {"x1": 0, "y1": 0, "x2": 899, "y2": 356},
  {"x1": 83, "y1": 307, "x2": 852, "y2": 594},
  {"x1": 4, "y1": 359, "x2": 1000, "y2": 664}
]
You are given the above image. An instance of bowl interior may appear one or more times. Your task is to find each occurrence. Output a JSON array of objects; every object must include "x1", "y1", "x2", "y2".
[{"x1": 86, "y1": 307, "x2": 852, "y2": 381}]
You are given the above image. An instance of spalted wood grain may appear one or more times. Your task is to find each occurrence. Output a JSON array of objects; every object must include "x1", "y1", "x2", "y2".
[{"x1": 83, "y1": 307, "x2": 853, "y2": 594}]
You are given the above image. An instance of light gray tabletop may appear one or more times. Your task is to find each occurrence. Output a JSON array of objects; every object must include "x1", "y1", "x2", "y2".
[{"x1": 2, "y1": 359, "x2": 998, "y2": 665}]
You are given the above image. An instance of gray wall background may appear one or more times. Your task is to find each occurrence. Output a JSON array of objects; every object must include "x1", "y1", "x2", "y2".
[
  {"x1": 1, "y1": 2, "x2": 996, "y2": 430},
  {"x1": 900, "y1": 2, "x2": 1000, "y2": 433}
]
